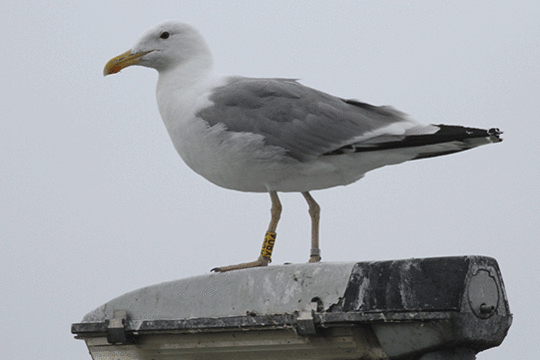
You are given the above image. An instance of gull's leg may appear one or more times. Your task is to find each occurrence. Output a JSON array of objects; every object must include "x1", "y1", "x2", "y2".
[
  {"x1": 302, "y1": 192, "x2": 322, "y2": 263},
  {"x1": 211, "y1": 191, "x2": 282, "y2": 272}
]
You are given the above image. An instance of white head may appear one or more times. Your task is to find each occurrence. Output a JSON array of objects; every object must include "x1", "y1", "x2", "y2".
[{"x1": 104, "y1": 21, "x2": 213, "y2": 75}]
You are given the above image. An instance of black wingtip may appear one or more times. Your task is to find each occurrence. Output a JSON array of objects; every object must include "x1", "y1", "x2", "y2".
[
  {"x1": 431, "y1": 125, "x2": 504, "y2": 144},
  {"x1": 488, "y1": 128, "x2": 503, "y2": 143}
]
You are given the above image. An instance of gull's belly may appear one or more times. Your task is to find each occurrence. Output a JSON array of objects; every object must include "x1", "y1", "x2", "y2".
[
  {"x1": 166, "y1": 116, "x2": 415, "y2": 193},
  {"x1": 167, "y1": 117, "x2": 345, "y2": 192}
]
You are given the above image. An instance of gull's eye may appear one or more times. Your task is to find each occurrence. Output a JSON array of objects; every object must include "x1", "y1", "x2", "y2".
[{"x1": 160, "y1": 31, "x2": 170, "y2": 39}]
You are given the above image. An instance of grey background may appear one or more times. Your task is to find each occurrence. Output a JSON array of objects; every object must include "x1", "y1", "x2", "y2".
[{"x1": 1, "y1": 1, "x2": 538, "y2": 359}]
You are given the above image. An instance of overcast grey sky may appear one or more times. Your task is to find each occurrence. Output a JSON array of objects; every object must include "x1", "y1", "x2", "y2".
[{"x1": 1, "y1": 1, "x2": 538, "y2": 359}]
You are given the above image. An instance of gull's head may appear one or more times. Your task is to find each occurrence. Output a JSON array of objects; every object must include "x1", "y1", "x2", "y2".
[{"x1": 103, "y1": 21, "x2": 212, "y2": 76}]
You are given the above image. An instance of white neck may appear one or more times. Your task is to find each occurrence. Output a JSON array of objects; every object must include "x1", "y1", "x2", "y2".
[
  {"x1": 155, "y1": 53, "x2": 223, "y2": 137},
  {"x1": 157, "y1": 51, "x2": 214, "y2": 91}
]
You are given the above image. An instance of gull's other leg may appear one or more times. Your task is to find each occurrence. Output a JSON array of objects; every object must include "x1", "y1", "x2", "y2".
[
  {"x1": 302, "y1": 192, "x2": 322, "y2": 263},
  {"x1": 211, "y1": 191, "x2": 282, "y2": 272}
]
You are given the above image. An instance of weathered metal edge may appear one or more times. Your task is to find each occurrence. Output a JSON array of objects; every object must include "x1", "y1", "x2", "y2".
[{"x1": 72, "y1": 310, "x2": 460, "y2": 336}]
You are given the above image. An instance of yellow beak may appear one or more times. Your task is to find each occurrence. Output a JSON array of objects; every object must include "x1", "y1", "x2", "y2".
[{"x1": 103, "y1": 50, "x2": 153, "y2": 76}]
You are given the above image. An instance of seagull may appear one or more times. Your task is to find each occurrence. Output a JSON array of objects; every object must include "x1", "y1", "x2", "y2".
[{"x1": 104, "y1": 21, "x2": 502, "y2": 272}]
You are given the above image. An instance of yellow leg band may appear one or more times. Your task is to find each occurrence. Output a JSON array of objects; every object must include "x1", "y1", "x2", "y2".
[{"x1": 260, "y1": 231, "x2": 276, "y2": 259}]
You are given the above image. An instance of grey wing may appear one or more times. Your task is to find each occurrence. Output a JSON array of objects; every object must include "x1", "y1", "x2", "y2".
[{"x1": 196, "y1": 77, "x2": 413, "y2": 161}]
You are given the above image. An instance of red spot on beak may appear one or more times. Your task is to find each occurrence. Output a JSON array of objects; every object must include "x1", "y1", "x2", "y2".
[{"x1": 110, "y1": 65, "x2": 122, "y2": 74}]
